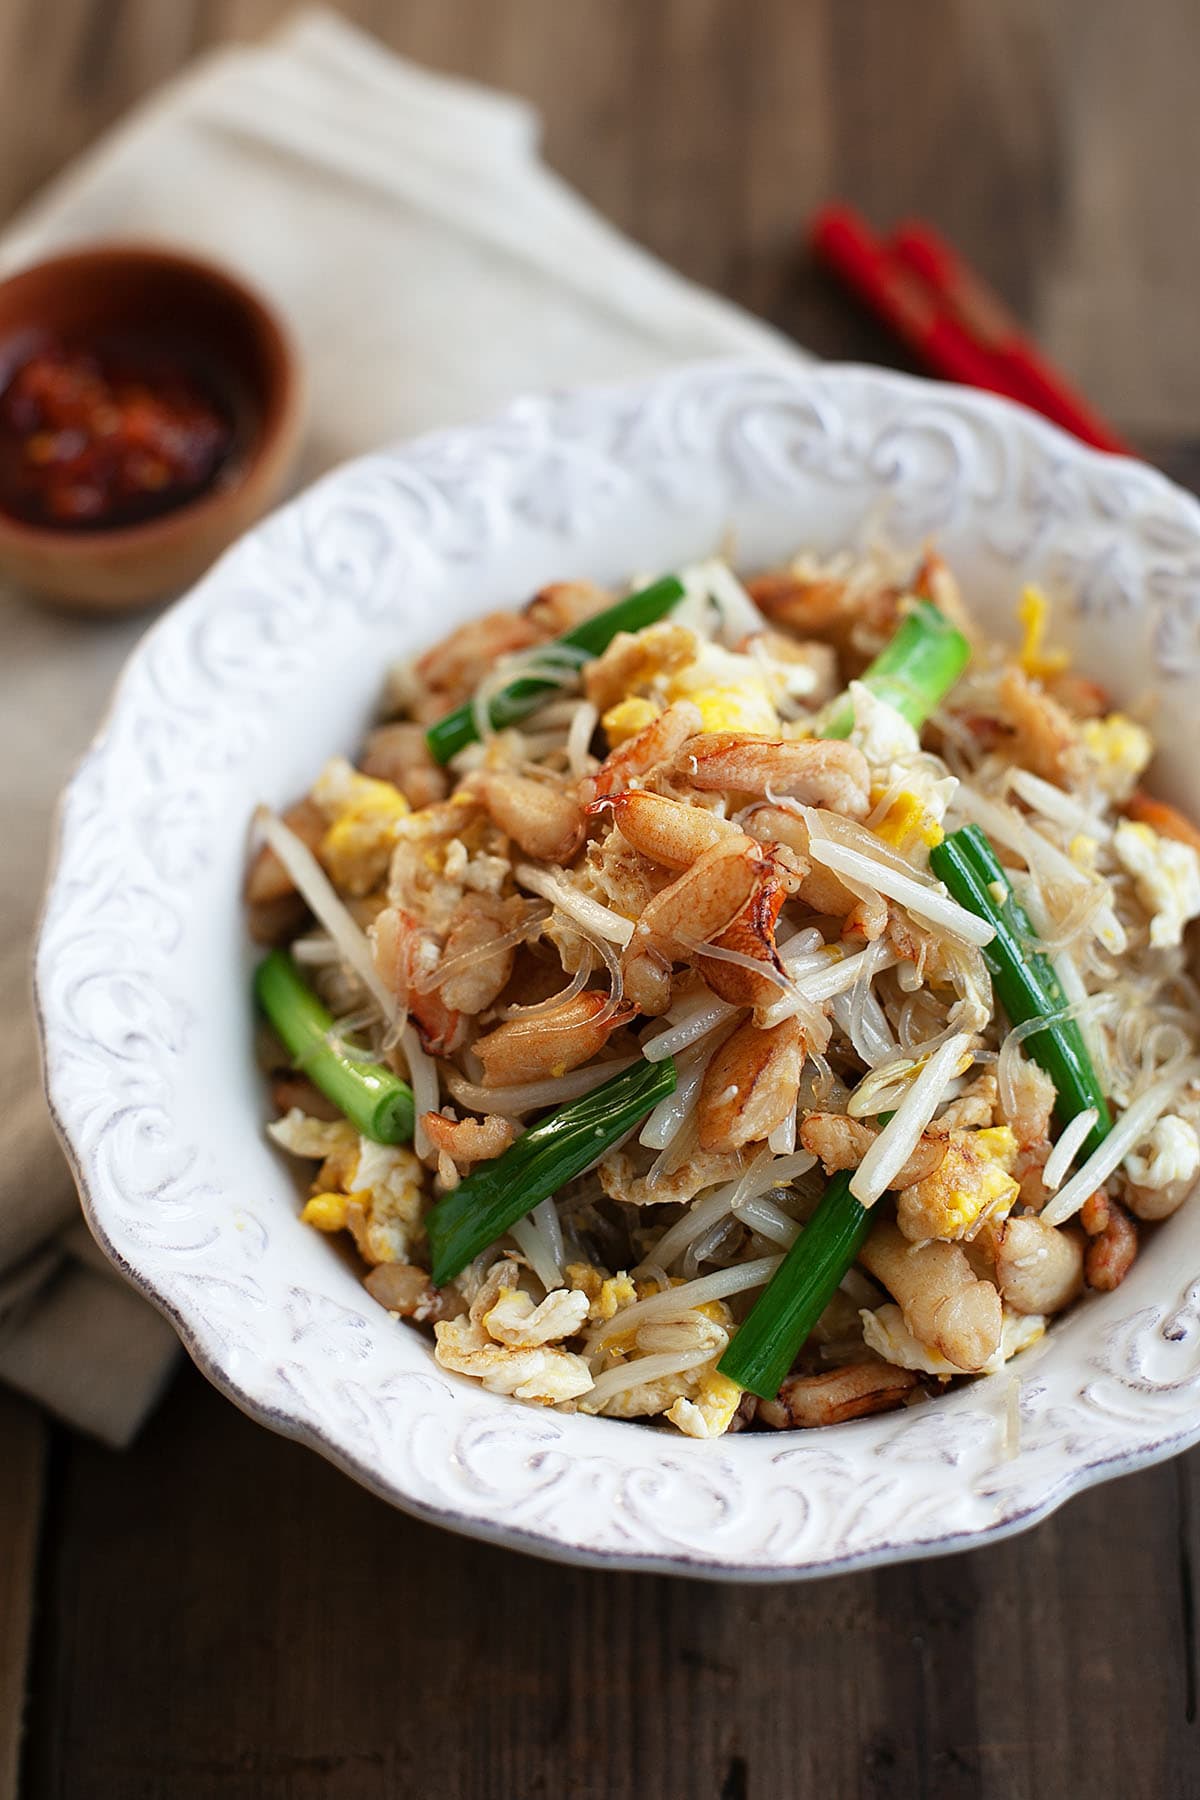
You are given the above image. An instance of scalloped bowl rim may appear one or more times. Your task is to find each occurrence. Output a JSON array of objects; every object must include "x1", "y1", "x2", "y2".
[{"x1": 34, "y1": 358, "x2": 1200, "y2": 1579}]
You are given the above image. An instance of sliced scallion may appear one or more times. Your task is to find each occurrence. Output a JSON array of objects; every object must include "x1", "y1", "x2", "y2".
[
  {"x1": 716, "y1": 1173, "x2": 870, "y2": 1401},
  {"x1": 929, "y1": 824, "x2": 1112, "y2": 1157},
  {"x1": 426, "y1": 1055, "x2": 677, "y2": 1285},
  {"x1": 819, "y1": 598, "x2": 970, "y2": 738},
  {"x1": 425, "y1": 574, "x2": 686, "y2": 764},
  {"x1": 255, "y1": 949, "x2": 414, "y2": 1144}
]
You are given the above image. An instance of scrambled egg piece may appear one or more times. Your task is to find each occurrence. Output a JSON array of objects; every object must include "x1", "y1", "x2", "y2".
[
  {"x1": 850, "y1": 685, "x2": 956, "y2": 862},
  {"x1": 667, "y1": 1370, "x2": 744, "y2": 1439},
  {"x1": 270, "y1": 1110, "x2": 425, "y2": 1265},
  {"x1": 301, "y1": 1191, "x2": 359, "y2": 1232},
  {"x1": 1114, "y1": 818, "x2": 1200, "y2": 947},
  {"x1": 586, "y1": 622, "x2": 695, "y2": 714},
  {"x1": 1017, "y1": 586, "x2": 1069, "y2": 679},
  {"x1": 586, "y1": 1365, "x2": 706, "y2": 1421},
  {"x1": 598, "y1": 630, "x2": 781, "y2": 742},
  {"x1": 1080, "y1": 714, "x2": 1152, "y2": 802},
  {"x1": 565, "y1": 1263, "x2": 638, "y2": 1324},
  {"x1": 1124, "y1": 1113, "x2": 1200, "y2": 1190},
  {"x1": 664, "y1": 640, "x2": 780, "y2": 735},
  {"x1": 601, "y1": 696, "x2": 660, "y2": 745},
  {"x1": 312, "y1": 755, "x2": 410, "y2": 895},
  {"x1": 431, "y1": 1256, "x2": 596, "y2": 1402},
  {"x1": 581, "y1": 1309, "x2": 732, "y2": 1419},
  {"x1": 861, "y1": 1303, "x2": 1045, "y2": 1377},
  {"x1": 871, "y1": 785, "x2": 946, "y2": 853},
  {"x1": 482, "y1": 1285, "x2": 590, "y2": 1348},
  {"x1": 344, "y1": 1139, "x2": 427, "y2": 1263},
  {"x1": 895, "y1": 1127, "x2": 1019, "y2": 1242},
  {"x1": 847, "y1": 681, "x2": 920, "y2": 767},
  {"x1": 434, "y1": 1315, "x2": 594, "y2": 1403},
  {"x1": 268, "y1": 1109, "x2": 357, "y2": 1162}
]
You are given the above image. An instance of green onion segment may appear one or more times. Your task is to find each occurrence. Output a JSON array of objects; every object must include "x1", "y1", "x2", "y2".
[
  {"x1": 425, "y1": 574, "x2": 686, "y2": 764},
  {"x1": 820, "y1": 598, "x2": 971, "y2": 738},
  {"x1": 255, "y1": 949, "x2": 414, "y2": 1145},
  {"x1": 717, "y1": 1174, "x2": 870, "y2": 1401},
  {"x1": 426, "y1": 1056, "x2": 677, "y2": 1286},
  {"x1": 930, "y1": 825, "x2": 1112, "y2": 1157}
]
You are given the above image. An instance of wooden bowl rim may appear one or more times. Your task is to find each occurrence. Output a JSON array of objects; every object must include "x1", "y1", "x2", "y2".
[{"x1": 0, "y1": 240, "x2": 304, "y2": 556}]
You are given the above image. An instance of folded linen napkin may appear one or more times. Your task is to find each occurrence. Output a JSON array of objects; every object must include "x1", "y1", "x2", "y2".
[{"x1": 1, "y1": 7, "x2": 799, "y2": 1446}]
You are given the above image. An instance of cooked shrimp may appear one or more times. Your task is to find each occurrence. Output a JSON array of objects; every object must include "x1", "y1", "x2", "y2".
[
  {"x1": 698, "y1": 1015, "x2": 807, "y2": 1152},
  {"x1": 470, "y1": 770, "x2": 585, "y2": 863},
  {"x1": 365, "y1": 1263, "x2": 466, "y2": 1322},
  {"x1": 998, "y1": 1052, "x2": 1056, "y2": 1150},
  {"x1": 996, "y1": 666, "x2": 1083, "y2": 786},
  {"x1": 800, "y1": 1113, "x2": 947, "y2": 1188},
  {"x1": 1045, "y1": 670, "x2": 1109, "y2": 719},
  {"x1": 415, "y1": 608, "x2": 541, "y2": 708},
  {"x1": 524, "y1": 579, "x2": 610, "y2": 637},
  {"x1": 474, "y1": 991, "x2": 636, "y2": 1087},
  {"x1": 860, "y1": 1221, "x2": 1002, "y2": 1373},
  {"x1": 627, "y1": 833, "x2": 773, "y2": 962},
  {"x1": 993, "y1": 1215, "x2": 1084, "y2": 1316},
  {"x1": 744, "y1": 804, "x2": 887, "y2": 934},
  {"x1": 590, "y1": 790, "x2": 734, "y2": 869},
  {"x1": 373, "y1": 905, "x2": 466, "y2": 1055},
  {"x1": 247, "y1": 892, "x2": 309, "y2": 946},
  {"x1": 746, "y1": 566, "x2": 900, "y2": 652},
  {"x1": 437, "y1": 896, "x2": 524, "y2": 1015},
  {"x1": 588, "y1": 699, "x2": 703, "y2": 799},
  {"x1": 1124, "y1": 1176, "x2": 1194, "y2": 1222},
  {"x1": 756, "y1": 1362, "x2": 919, "y2": 1428},
  {"x1": 1122, "y1": 790, "x2": 1200, "y2": 856},
  {"x1": 1083, "y1": 1195, "x2": 1138, "y2": 1291},
  {"x1": 620, "y1": 945, "x2": 674, "y2": 1016},
  {"x1": 910, "y1": 548, "x2": 975, "y2": 640},
  {"x1": 697, "y1": 868, "x2": 792, "y2": 1011},
  {"x1": 421, "y1": 1111, "x2": 517, "y2": 1172},
  {"x1": 245, "y1": 796, "x2": 326, "y2": 904},
  {"x1": 674, "y1": 733, "x2": 871, "y2": 819}
]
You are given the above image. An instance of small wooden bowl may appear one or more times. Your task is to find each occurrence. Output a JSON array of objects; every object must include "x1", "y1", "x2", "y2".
[{"x1": 0, "y1": 244, "x2": 304, "y2": 611}]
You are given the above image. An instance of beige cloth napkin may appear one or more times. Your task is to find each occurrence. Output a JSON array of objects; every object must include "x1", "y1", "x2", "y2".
[{"x1": 2, "y1": 7, "x2": 799, "y2": 1446}]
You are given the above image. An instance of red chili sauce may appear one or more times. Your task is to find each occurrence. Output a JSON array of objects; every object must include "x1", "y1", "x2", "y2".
[{"x1": 0, "y1": 333, "x2": 234, "y2": 530}]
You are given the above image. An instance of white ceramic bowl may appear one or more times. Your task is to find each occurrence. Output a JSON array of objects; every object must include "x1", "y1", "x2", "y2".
[{"x1": 36, "y1": 360, "x2": 1200, "y2": 1579}]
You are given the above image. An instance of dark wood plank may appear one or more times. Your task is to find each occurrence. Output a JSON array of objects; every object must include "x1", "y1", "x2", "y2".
[
  {"x1": 0, "y1": 1393, "x2": 45, "y2": 1800},
  {"x1": 21, "y1": 1366, "x2": 1200, "y2": 1800},
  {"x1": 0, "y1": 0, "x2": 208, "y2": 224},
  {"x1": 879, "y1": 1458, "x2": 1199, "y2": 1800},
  {"x1": 1029, "y1": 0, "x2": 1200, "y2": 436}
]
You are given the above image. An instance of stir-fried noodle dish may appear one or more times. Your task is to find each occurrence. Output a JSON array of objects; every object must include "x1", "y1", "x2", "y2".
[{"x1": 246, "y1": 547, "x2": 1200, "y2": 1438}]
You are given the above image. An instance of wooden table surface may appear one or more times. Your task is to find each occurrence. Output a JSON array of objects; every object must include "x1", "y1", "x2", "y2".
[{"x1": 4, "y1": 3, "x2": 1200, "y2": 1796}]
